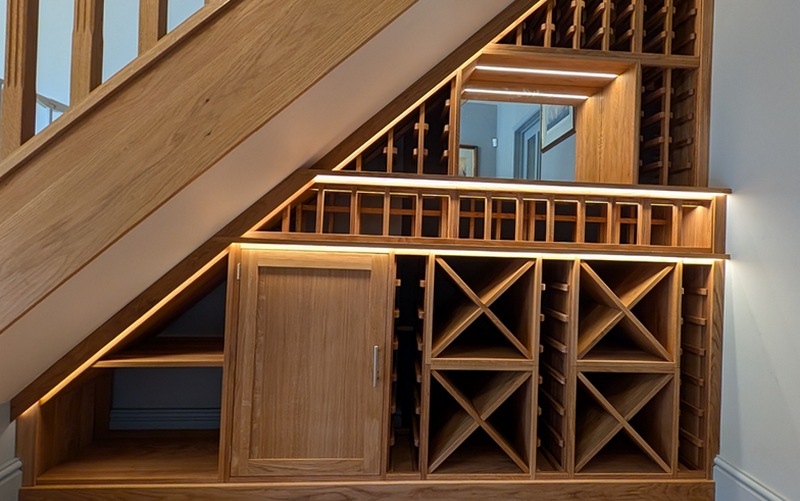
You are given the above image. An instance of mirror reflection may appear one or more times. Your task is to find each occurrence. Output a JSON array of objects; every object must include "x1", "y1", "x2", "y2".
[{"x1": 460, "y1": 100, "x2": 576, "y2": 181}]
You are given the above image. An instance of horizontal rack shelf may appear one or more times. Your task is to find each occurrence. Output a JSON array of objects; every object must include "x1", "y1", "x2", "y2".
[{"x1": 94, "y1": 338, "x2": 224, "y2": 368}]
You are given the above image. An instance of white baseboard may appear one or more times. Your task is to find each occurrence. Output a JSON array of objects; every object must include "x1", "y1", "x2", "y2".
[
  {"x1": 109, "y1": 408, "x2": 220, "y2": 430},
  {"x1": 715, "y1": 456, "x2": 786, "y2": 501}
]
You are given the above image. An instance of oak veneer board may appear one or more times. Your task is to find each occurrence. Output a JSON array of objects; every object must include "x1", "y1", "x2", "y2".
[
  {"x1": 18, "y1": 480, "x2": 715, "y2": 500},
  {"x1": 575, "y1": 65, "x2": 641, "y2": 184},
  {"x1": 230, "y1": 251, "x2": 389, "y2": 477},
  {"x1": 0, "y1": 0, "x2": 417, "y2": 337}
]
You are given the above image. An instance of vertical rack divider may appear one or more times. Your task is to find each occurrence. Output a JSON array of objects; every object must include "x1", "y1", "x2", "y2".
[
  {"x1": 601, "y1": 0, "x2": 613, "y2": 50},
  {"x1": 386, "y1": 129, "x2": 396, "y2": 174},
  {"x1": 633, "y1": 0, "x2": 645, "y2": 52},
  {"x1": 447, "y1": 75, "x2": 462, "y2": 176},
  {"x1": 416, "y1": 104, "x2": 428, "y2": 175},
  {"x1": 543, "y1": 0, "x2": 555, "y2": 47}
]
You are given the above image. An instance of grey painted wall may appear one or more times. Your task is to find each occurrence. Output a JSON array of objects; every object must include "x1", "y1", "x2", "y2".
[
  {"x1": 541, "y1": 134, "x2": 575, "y2": 181},
  {"x1": 460, "y1": 101, "x2": 498, "y2": 177},
  {"x1": 710, "y1": 1, "x2": 800, "y2": 500}
]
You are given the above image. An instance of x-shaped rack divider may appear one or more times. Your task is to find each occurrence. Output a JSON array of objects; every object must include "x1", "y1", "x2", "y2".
[
  {"x1": 429, "y1": 370, "x2": 531, "y2": 473},
  {"x1": 577, "y1": 262, "x2": 674, "y2": 360},
  {"x1": 430, "y1": 258, "x2": 535, "y2": 358},
  {"x1": 575, "y1": 372, "x2": 673, "y2": 472}
]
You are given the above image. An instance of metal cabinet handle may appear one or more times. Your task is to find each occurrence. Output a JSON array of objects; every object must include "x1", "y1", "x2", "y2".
[{"x1": 373, "y1": 345, "x2": 379, "y2": 388}]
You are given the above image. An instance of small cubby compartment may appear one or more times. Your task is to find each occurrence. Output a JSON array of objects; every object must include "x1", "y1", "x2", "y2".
[
  {"x1": 388, "y1": 256, "x2": 426, "y2": 475},
  {"x1": 33, "y1": 270, "x2": 228, "y2": 484},
  {"x1": 551, "y1": 0, "x2": 583, "y2": 48},
  {"x1": 578, "y1": 260, "x2": 677, "y2": 362},
  {"x1": 669, "y1": 69, "x2": 698, "y2": 185},
  {"x1": 581, "y1": 0, "x2": 609, "y2": 50},
  {"x1": 427, "y1": 370, "x2": 533, "y2": 475},
  {"x1": 575, "y1": 371, "x2": 675, "y2": 474},
  {"x1": 671, "y1": 0, "x2": 699, "y2": 55},
  {"x1": 429, "y1": 256, "x2": 538, "y2": 360},
  {"x1": 679, "y1": 264, "x2": 712, "y2": 473},
  {"x1": 537, "y1": 260, "x2": 574, "y2": 473},
  {"x1": 610, "y1": 0, "x2": 637, "y2": 52}
]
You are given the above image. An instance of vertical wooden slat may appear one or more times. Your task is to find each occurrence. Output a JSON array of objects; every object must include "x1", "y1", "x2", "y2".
[
  {"x1": 572, "y1": 0, "x2": 584, "y2": 49},
  {"x1": 386, "y1": 128, "x2": 395, "y2": 173},
  {"x1": 545, "y1": 196, "x2": 555, "y2": 243},
  {"x1": 350, "y1": 189, "x2": 359, "y2": 235},
  {"x1": 664, "y1": 0, "x2": 674, "y2": 55},
  {"x1": 575, "y1": 197, "x2": 586, "y2": 243},
  {"x1": 447, "y1": 75, "x2": 462, "y2": 176},
  {"x1": 355, "y1": 154, "x2": 363, "y2": 172},
  {"x1": 414, "y1": 194, "x2": 422, "y2": 237},
  {"x1": 382, "y1": 190, "x2": 391, "y2": 236},
  {"x1": 515, "y1": 195, "x2": 525, "y2": 241},
  {"x1": 483, "y1": 195, "x2": 492, "y2": 240},
  {"x1": 601, "y1": 0, "x2": 612, "y2": 51},
  {"x1": 633, "y1": 0, "x2": 645, "y2": 52},
  {"x1": 1, "y1": 0, "x2": 39, "y2": 158},
  {"x1": 416, "y1": 104, "x2": 426, "y2": 174},
  {"x1": 543, "y1": 0, "x2": 554, "y2": 48},
  {"x1": 138, "y1": 0, "x2": 168, "y2": 55},
  {"x1": 448, "y1": 192, "x2": 459, "y2": 238},
  {"x1": 71, "y1": 0, "x2": 104, "y2": 104},
  {"x1": 661, "y1": 68, "x2": 673, "y2": 185},
  {"x1": 281, "y1": 205, "x2": 291, "y2": 232},
  {"x1": 694, "y1": 0, "x2": 714, "y2": 186},
  {"x1": 315, "y1": 189, "x2": 325, "y2": 234}
]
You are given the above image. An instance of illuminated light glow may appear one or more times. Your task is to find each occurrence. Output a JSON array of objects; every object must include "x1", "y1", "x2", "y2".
[
  {"x1": 312, "y1": 174, "x2": 726, "y2": 201},
  {"x1": 37, "y1": 251, "x2": 229, "y2": 408},
  {"x1": 238, "y1": 243, "x2": 722, "y2": 265},
  {"x1": 465, "y1": 87, "x2": 589, "y2": 101},
  {"x1": 476, "y1": 64, "x2": 619, "y2": 80}
]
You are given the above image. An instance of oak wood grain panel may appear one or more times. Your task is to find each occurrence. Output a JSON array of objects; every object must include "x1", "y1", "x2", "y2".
[
  {"x1": 15, "y1": 403, "x2": 40, "y2": 487},
  {"x1": 694, "y1": 0, "x2": 714, "y2": 187},
  {"x1": 0, "y1": 0, "x2": 415, "y2": 337},
  {"x1": 575, "y1": 65, "x2": 640, "y2": 184},
  {"x1": 18, "y1": 480, "x2": 716, "y2": 500},
  {"x1": 313, "y1": 0, "x2": 547, "y2": 173},
  {"x1": 35, "y1": 434, "x2": 220, "y2": 484},
  {"x1": 706, "y1": 260, "x2": 724, "y2": 477},
  {"x1": 11, "y1": 169, "x2": 314, "y2": 420},
  {"x1": 230, "y1": 251, "x2": 389, "y2": 477},
  {"x1": 70, "y1": 0, "x2": 104, "y2": 103},
  {"x1": 1, "y1": 0, "x2": 38, "y2": 157}
]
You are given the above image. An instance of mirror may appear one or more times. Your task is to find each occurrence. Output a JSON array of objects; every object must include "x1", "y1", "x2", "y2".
[{"x1": 460, "y1": 100, "x2": 576, "y2": 182}]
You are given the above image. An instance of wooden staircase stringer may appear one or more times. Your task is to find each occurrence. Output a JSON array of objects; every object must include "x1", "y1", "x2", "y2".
[{"x1": 0, "y1": 0, "x2": 417, "y2": 337}]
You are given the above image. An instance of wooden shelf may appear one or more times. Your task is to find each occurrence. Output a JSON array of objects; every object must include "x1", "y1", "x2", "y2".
[
  {"x1": 37, "y1": 433, "x2": 220, "y2": 484},
  {"x1": 94, "y1": 338, "x2": 224, "y2": 368}
]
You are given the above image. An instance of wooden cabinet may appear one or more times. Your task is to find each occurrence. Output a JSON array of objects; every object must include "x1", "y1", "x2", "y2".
[{"x1": 229, "y1": 251, "x2": 390, "y2": 477}]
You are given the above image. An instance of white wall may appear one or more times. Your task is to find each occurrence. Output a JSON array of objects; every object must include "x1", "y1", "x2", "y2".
[
  {"x1": 710, "y1": 1, "x2": 800, "y2": 500},
  {"x1": 0, "y1": 403, "x2": 20, "y2": 501}
]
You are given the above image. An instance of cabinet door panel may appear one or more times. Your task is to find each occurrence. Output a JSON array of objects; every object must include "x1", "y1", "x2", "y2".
[{"x1": 231, "y1": 251, "x2": 389, "y2": 477}]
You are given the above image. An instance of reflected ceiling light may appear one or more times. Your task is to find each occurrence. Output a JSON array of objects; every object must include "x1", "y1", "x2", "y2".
[
  {"x1": 464, "y1": 88, "x2": 589, "y2": 101},
  {"x1": 476, "y1": 65, "x2": 618, "y2": 79}
]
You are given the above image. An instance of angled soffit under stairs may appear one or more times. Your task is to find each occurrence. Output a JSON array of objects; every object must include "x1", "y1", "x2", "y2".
[{"x1": 1, "y1": 0, "x2": 521, "y2": 409}]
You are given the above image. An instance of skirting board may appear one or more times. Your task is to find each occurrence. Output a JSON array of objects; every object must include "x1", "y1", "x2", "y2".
[
  {"x1": 714, "y1": 456, "x2": 787, "y2": 501},
  {"x1": 0, "y1": 458, "x2": 22, "y2": 501},
  {"x1": 20, "y1": 480, "x2": 715, "y2": 501},
  {"x1": 108, "y1": 408, "x2": 220, "y2": 430}
]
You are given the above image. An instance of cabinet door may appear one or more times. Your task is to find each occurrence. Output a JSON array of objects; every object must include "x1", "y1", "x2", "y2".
[{"x1": 230, "y1": 251, "x2": 389, "y2": 477}]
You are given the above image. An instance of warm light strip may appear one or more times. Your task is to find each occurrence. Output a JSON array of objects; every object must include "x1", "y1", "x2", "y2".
[
  {"x1": 312, "y1": 174, "x2": 724, "y2": 201},
  {"x1": 476, "y1": 65, "x2": 618, "y2": 79},
  {"x1": 239, "y1": 243, "x2": 721, "y2": 265},
  {"x1": 465, "y1": 88, "x2": 589, "y2": 101},
  {"x1": 37, "y1": 251, "x2": 229, "y2": 407}
]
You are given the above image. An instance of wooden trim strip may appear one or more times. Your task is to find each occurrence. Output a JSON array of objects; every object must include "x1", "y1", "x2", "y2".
[
  {"x1": 19, "y1": 480, "x2": 716, "y2": 500},
  {"x1": 138, "y1": 0, "x2": 168, "y2": 55}
]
